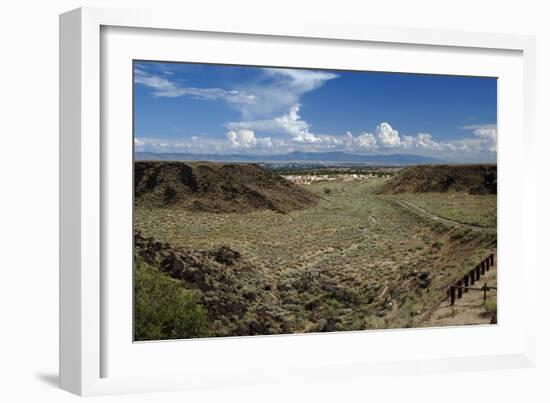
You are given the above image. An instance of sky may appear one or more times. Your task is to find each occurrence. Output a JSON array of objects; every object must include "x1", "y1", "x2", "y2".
[{"x1": 134, "y1": 61, "x2": 497, "y2": 162}]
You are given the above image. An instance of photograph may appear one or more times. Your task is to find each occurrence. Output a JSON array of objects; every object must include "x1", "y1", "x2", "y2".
[{"x1": 132, "y1": 60, "x2": 498, "y2": 341}]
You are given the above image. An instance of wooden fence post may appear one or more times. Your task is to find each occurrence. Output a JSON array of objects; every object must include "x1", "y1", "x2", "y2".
[
  {"x1": 490, "y1": 254, "x2": 494, "y2": 266},
  {"x1": 450, "y1": 286, "x2": 456, "y2": 305},
  {"x1": 476, "y1": 266, "x2": 480, "y2": 281},
  {"x1": 481, "y1": 261, "x2": 486, "y2": 275},
  {"x1": 457, "y1": 281, "x2": 463, "y2": 299},
  {"x1": 470, "y1": 270, "x2": 476, "y2": 285},
  {"x1": 483, "y1": 283, "x2": 488, "y2": 301},
  {"x1": 485, "y1": 257, "x2": 490, "y2": 272},
  {"x1": 463, "y1": 275, "x2": 469, "y2": 292}
]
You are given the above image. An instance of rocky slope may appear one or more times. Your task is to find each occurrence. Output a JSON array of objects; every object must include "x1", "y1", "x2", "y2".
[
  {"x1": 377, "y1": 164, "x2": 497, "y2": 195},
  {"x1": 135, "y1": 161, "x2": 318, "y2": 213}
]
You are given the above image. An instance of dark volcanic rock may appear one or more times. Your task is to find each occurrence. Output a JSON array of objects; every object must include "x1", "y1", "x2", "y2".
[
  {"x1": 416, "y1": 271, "x2": 432, "y2": 289},
  {"x1": 212, "y1": 246, "x2": 241, "y2": 265},
  {"x1": 378, "y1": 164, "x2": 497, "y2": 195},
  {"x1": 321, "y1": 318, "x2": 338, "y2": 332},
  {"x1": 134, "y1": 160, "x2": 318, "y2": 213},
  {"x1": 134, "y1": 231, "x2": 272, "y2": 336}
]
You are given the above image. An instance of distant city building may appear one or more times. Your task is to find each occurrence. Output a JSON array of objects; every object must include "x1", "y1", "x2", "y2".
[{"x1": 282, "y1": 174, "x2": 371, "y2": 185}]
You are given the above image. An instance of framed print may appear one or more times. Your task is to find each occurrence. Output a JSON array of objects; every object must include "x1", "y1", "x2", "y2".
[{"x1": 59, "y1": 7, "x2": 537, "y2": 396}]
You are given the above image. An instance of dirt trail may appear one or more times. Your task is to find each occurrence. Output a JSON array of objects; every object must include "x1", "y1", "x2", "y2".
[
  {"x1": 419, "y1": 256, "x2": 497, "y2": 327},
  {"x1": 385, "y1": 197, "x2": 487, "y2": 231}
]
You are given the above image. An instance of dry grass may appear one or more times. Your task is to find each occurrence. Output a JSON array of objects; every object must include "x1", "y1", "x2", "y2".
[
  {"x1": 135, "y1": 176, "x2": 497, "y2": 336},
  {"x1": 396, "y1": 192, "x2": 496, "y2": 228}
]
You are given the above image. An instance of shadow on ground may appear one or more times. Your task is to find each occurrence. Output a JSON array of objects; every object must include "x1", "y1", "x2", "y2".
[{"x1": 35, "y1": 373, "x2": 59, "y2": 388}]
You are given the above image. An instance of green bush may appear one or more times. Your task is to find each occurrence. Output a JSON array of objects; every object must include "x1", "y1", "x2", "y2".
[
  {"x1": 363, "y1": 315, "x2": 386, "y2": 329},
  {"x1": 134, "y1": 258, "x2": 209, "y2": 341},
  {"x1": 484, "y1": 299, "x2": 497, "y2": 315},
  {"x1": 451, "y1": 227, "x2": 472, "y2": 240},
  {"x1": 323, "y1": 187, "x2": 332, "y2": 195}
]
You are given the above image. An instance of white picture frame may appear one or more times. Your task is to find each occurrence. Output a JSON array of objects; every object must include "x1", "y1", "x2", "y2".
[{"x1": 59, "y1": 6, "x2": 537, "y2": 396}]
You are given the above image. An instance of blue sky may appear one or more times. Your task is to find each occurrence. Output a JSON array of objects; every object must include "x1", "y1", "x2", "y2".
[{"x1": 134, "y1": 61, "x2": 497, "y2": 162}]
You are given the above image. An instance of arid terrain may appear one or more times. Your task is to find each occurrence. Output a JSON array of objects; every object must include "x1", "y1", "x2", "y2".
[{"x1": 134, "y1": 162, "x2": 497, "y2": 341}]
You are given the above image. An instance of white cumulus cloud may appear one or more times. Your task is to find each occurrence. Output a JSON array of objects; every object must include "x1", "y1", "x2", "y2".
[
  {"x1": 342, "y1": 122, "x2": 497, "y2": 157},
  {"x1": 375, "y1": 122, "x2": 402, "y2": 147},
  {"x1": 344, "y1": 131, "x2": 378, "y2": 150},
  {"x1": 472, "y1": 127, "x2": 497, "y2": 152},
  {"x1": 356, "y1": 132, "x2": 377, "y2": 149},
  {"x1": 415, "y1": 133, "x2": 443, "y2": 150},
  {"x1": 226, "y1": 129, "x2": 273, "y2": 149},
  {"x1": 455, "y1": 124, "x2": 497, "y2": 153},
  {"x1": 226, "y1": 104, "x2": 326, "y2": 143},
  {"x1": 275, "y1": 104, "x2": 321, "y2": 143}
]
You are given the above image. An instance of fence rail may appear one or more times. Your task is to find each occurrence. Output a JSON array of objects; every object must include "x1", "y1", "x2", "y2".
[{"x1": 448, "y1": 254, "x2": 496, "y2": 306}]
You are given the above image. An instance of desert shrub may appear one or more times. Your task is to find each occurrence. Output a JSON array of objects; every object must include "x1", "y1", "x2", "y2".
[
  {"x1": 451, "y1": 227, "x2": 472, "y2": 240},
  {"x1": 484, "y1": 299, "x2": 497, "y2": 315},
  {"x1": 134, "y1": 258, "x2": 209, "y2": 341},
  {"x1": 363, "y1": 315, "x2": 386, "y2": 329},
  {"x1": 323, "y1": 187, "x2": 332, "y2": 195},
  {"x1": 432, "y1": 240, "x2": 443, "y2": 250}
]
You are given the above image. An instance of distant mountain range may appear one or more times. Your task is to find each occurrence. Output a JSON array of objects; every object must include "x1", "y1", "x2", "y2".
[{"x1": 135, "y1": 151, "x2": 445, "y2": 165}]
